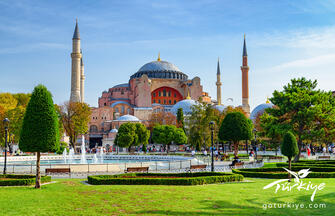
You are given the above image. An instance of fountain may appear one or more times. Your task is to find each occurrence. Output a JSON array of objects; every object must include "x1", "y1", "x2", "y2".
[
  {"x1": 80, "y1": 135, "x2": 87, "y2": 164},
  {"x1": 69, "y1": 148, "x2": 75, "y2": 164},
  {"x1": 62, "y1": 149, "x2": 67, "y2": 163},
  {"x1": 93, "y1": 154, "x2": 98, "y2": 164},
  {"x1": 99, "y1": 147, "x2": 104, "y2": 164}
]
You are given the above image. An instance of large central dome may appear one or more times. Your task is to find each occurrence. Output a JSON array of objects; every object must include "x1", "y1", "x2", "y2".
[{"x1": 130, "y1": 60, "x2": 188, "y2": 80}]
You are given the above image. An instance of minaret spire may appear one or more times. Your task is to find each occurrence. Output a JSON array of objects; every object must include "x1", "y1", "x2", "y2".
[
  {"x1": 241, "y1": 34, "x2": 250, "y2": 116},
  {"x1": 243, "y1": 34, "x2": 247, "y2": 57},
  {"x1": 70, "y1": 20, "x2": 82, "y2": 102},
  {"x1": 157, "y1": 52, "x2": 161, "y2": 61},
  {"x1": 80, "y1": 50, "x2": 85, "y2": 103},
  {"x1": 216, "y1": 58, "x2": 222, "y2": 105}
]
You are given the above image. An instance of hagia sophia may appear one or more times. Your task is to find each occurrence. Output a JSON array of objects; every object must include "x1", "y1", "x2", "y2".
[{"x1": 69, "y1": 21, "x2": 272, "y2": 148}]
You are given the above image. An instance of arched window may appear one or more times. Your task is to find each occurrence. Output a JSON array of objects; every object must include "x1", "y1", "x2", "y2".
[
  {"x1": 121, "y1": 106, "x2": 125, "y2": 114},
  {"x1": 127, "y1": 108, "x2": 130, "y2": 114},
  {"x1": 115, "y1": 108, "x2": 119, "y2": 113},
  {"x1": 90, "y1": 125, "x2": 98, "y2": 133}
]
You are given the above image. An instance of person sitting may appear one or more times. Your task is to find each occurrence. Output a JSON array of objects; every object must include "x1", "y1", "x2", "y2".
[{"x1": 231, "y1": 156, "x2": 241, "y2": 166}]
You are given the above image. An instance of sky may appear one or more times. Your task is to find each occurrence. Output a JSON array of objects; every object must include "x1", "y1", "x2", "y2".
[{"x1": 1, "y1": 0, "x2": 335, "y2": 110}]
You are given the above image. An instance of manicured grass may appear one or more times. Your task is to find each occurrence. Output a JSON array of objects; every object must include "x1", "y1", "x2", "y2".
[{"x1": 0, "y1": 178, "x2": 334, "y2": 215}]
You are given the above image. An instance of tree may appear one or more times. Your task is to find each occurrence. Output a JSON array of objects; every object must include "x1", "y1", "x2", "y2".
[
  {"x1": 263, "y1": 77, "x2": 335, "y2": 161},
  {"x1": 281, "y1": 131, "x2": 299, "y2": 181},
  {"x1": 0, "y1": 93, "x2": 17, "y2": 111},
  {"x1": 148, "y1": 111, "x2": 176, "y2": 131},
  {"x1": 187, "y1": 101, "x2": 216, "y2": 150},
  {"x1": 13, "y1": 93, "x2": 31, "y2": 107},
  {"x1": 0, "y1": 93, "x2": 30, "y2": 147},
  {"x1": 19, "y1": 85, "x2": 59, "y2": 189},
  {"x1": 152, "y1": 125, "x2": 187, "y2": 153},
  {"x1": 5, "y1": 106, "x2": 26, "y2": 147},
  {"x1": 219, "y1": 112, "x2": 253, "y2": 157},
  {"x1": 59, "y1": 101, "x2": 91, "y2": 150},
  {"x1": 176, "y1": 108, "x2": 185, "y2": 131},
  {"x1": 114, "y1": 123, "x2": 137, "y2": 152},
  {"x1": 134, "y1": 123, "x2": 150, "y2": 153}
]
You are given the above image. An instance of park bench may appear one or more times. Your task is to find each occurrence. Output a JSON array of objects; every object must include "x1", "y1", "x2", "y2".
[
  {"x1": 45, "y1": 168, "x2": 71, "y2": 177},
  {"x1": 317, "y1": 156, "x2": 331, "y2": 160},
  {"x1": 268, "y1": 156, "x2": 283, "y2": 160},
  {"x1": 187, "y1": 164, "x2": 207, "y2": 172},
  {"x1": 230, "y1": 162, "x2": 244, "y2": 168},
  {"x1": 124, "y1": 167, "x2": 149, "y2": 173}
]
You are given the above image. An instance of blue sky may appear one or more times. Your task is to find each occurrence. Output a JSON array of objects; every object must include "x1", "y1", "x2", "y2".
[{"x1": 1, "y1": 0, "x2": 335, "y2": 110}]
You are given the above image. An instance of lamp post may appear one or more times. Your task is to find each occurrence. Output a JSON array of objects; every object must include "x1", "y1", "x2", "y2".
[
  {"x1": 3, "y1": 118, "x2": 9, "y2": 174},
  {"x1": 253, "y1": 128, "x2": 258, "y2": 159},
  {"x1": 209, "y1": 121, "x2": 215, "y2": 172}
]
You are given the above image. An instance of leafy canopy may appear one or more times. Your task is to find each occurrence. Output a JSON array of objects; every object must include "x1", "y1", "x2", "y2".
[
  {"x1": 115, "y1": 123, "x2": 150, "y2": 149},
  {"x1": 219, "y1": 112, "x2": 253, "y2": 142},
  {"x1": 152, "y1": 125, "x2": 187, "y2": 146}
]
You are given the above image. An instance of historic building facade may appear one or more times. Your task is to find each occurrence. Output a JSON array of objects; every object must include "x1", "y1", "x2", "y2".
[{"x1": 69, "y1": 22, "x2": 251, "y2": 148}]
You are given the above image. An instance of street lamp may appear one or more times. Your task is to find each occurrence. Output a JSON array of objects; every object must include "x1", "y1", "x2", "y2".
[
  {"x1": 3, "y1": 118, "x2": 9, "y2": 174},
  {"x1": 209, "y1": 121, "x2": 215, "y2": 172},
  {"x1": 253, "y1": 128, "x2": 258, "y2": 159}
]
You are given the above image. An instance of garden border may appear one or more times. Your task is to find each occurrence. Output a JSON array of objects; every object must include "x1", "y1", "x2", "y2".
[
  {"x1": 0, "y1": 174, "x2": 51, "y2": 186},
  {"x1": 87, "y1": 172, "x2": 243, "y2": 185}
]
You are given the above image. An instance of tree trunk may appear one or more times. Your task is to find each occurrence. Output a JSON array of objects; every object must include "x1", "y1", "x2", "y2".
[
  {"x1": 288, "y1": 158, "x2": 292, "y2": 182},
  {"x1": 167, "y1": 144, "x2": 170, "y2": 154},
  {"x1": 293, "y1": 128, "x2": 303, "y2": 162},
  {"x1": 293, "y1": 137, "x2": 302, "y2": 162},
  {"x1": 234, "y1": 141, "x2": 239, "y2": 157},
  {"x1": 35, "y1": 152, "x2": 41, "y2": 189}
]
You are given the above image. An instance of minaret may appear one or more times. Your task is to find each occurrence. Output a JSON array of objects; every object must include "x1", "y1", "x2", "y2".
[
  {"x1": 241, "y1": 34, "x2": 250, "y2": 116},
  {"x1": 216, "y1": 58, "x2": 222, "y2": 105},
  {"x1": 70, "y1": 19, "x2": 82, "y2": 102},
  {"x1": 80, "y1": 50, "x2": 85, "y2": 102}
]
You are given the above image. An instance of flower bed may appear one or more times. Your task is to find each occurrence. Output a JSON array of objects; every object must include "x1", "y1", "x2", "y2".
[
  {"x1": 88, "y1": 172, "x2": 243, "y2": 185},
  {"x1": 0, "y1": 174, "x2": 51, "y2": 186}
]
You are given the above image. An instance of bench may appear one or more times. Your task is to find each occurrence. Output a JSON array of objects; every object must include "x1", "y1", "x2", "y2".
[
  {"x1": 45, "y1": 168, "x2": 71, "y2": 176},
  {"x1": 230, "y1": 162, "x2": 244, "y2": 168},
  {"x1": 317, "y1": 156, "x2": 331, "y2": 160},
  {"x1": 125, "y1": 167, "x2": 149, "y2": 173},
  {"x1": 268, "y1": 156, "x2": 283, "y2": 160},
  {"x1": 187, "y1": 164, "x2": 207, "y2": 172}
]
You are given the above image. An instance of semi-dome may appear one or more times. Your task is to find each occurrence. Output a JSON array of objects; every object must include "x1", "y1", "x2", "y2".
[
  {"x1": 110, "y1": 128, "x2": 118, "y2": 133},
  {"x1": 171, "y1": 99, "x2": 197, "y2": 115},
  {"x1": 250, "y1": 102, "x2": 274, "y2": 120},
  {"x1": 116, "y1": 114, "x2": 140, "y2": 122},
  {"x1": 130, "y1": 60, "x2": 188, "y2": 81},
  {"x1": 214, "y1": 105, "x2": 226, "y2": 112}
]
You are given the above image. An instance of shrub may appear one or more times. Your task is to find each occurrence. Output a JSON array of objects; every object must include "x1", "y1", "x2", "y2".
[
  {"x1": 0, "y1": 174, "x2": 51, "y2": 186},
  {"x1": 232, "y1": 166, "x2": 335, "y2": 179},
  {"x1": 87, "y1": 172, "x2": 243, "y2": 185}
]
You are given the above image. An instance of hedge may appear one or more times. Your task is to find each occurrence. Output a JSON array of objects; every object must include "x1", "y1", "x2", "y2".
[
  {"x1": 87, "y1": 172, "x2": 244, "y2": 185},
  {"x1": 232, "y1": 166, "x2": 335, "y2": 179},
  {"x1": 0, "y1": 174, "x2": 51, "y2": 186}
]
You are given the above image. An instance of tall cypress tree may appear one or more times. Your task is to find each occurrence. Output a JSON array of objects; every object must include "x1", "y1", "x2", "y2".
[
  {"x1": 19, "y1": 85, "x2": 59, "y2": 188},
  {"x1": 176, "y1": 108, "x2": 185, "y2": 132}
]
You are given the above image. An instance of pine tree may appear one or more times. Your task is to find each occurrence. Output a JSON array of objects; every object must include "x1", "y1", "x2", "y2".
[{"x1": 19, "y1": 85, "x2": 59, "y2": 188}]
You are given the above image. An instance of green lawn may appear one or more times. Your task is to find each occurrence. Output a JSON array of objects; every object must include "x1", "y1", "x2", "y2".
[{"x1": 0, "y1": 178, "x2": 334, "y2": 216}]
